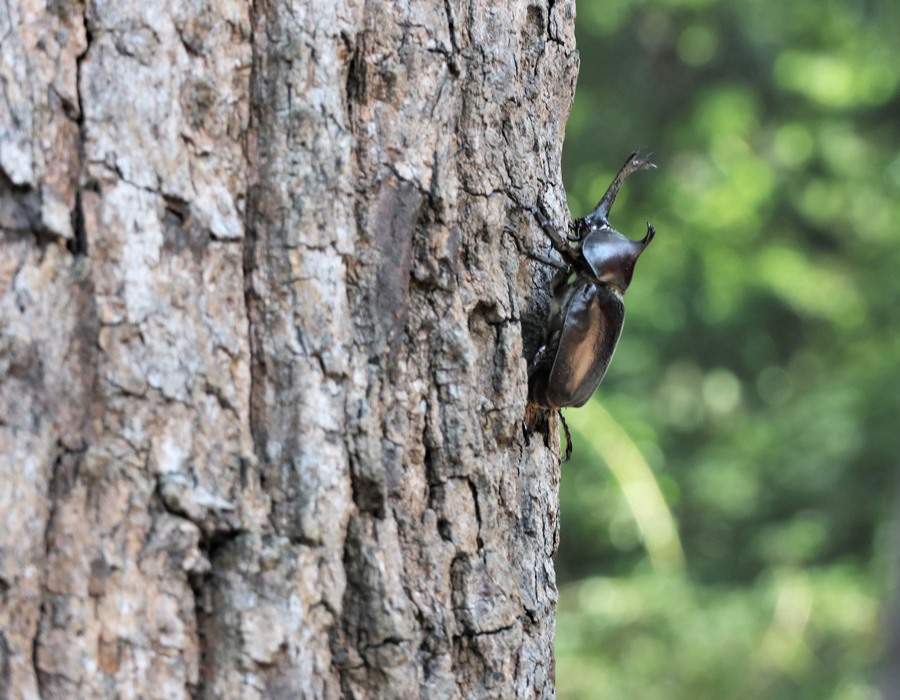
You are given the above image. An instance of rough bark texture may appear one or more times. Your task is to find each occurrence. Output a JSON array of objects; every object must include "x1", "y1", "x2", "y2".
[{"x1": 0, "y1": 0, "x2": 578, "y2": 697}]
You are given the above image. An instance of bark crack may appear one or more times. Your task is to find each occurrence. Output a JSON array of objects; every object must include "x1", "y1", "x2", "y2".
[
  {"x1": 467, "y1": 476, "x2": 484, "y2": 550},
  {"x1": 545, "y1": 0, "x2": 564, "y2": 46},
  {"x1": 242, "y1": 0, "x2": 264, "y2": 498},
  {"x1": 33, "y1": 442, "x2": 87, "y2": 697},
  {"x1": 68, "y1": 7, "x2": 93, "y2": 257},
  {"x1": 441, "y1": 0, "x2": 461, "y2": 75}
]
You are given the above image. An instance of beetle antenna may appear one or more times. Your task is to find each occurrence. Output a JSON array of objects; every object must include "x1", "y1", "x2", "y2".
[
  {"x1": 566, "y1": 221, "x2": 583, "y2": 243},
  {"x1": 558, "y1": 410, "x2": 573, "y2": 462}
]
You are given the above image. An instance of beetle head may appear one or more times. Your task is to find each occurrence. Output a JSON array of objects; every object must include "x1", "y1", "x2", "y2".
[{"x1": 581, "y1": 223, "x2": 655, "y2": 293}]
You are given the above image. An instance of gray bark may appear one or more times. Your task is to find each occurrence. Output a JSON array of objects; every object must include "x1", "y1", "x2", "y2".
[{"x1": 0, "y1": 0, "x2": 578, "y2": 697}]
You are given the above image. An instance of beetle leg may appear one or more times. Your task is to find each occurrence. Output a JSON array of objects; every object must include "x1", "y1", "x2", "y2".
[
  {"x1": 526, "y1": 251, "x2": 567, "y2": 270},
  {"x1": 529, "y1": 343, "x2": 554, "y2": 372},
  {"x1": 503, "y1": 223, "x2": 527, "y2": 252},
  {"x1": 558, "y1": 410, "x2": 573, "y2": 462},
  {"x1": 527, "y1": 206, "x2": 580, "y2": 264},
  {"x1": 582, "y1": 149, "x2": 656, "y2": 230},
  {"x1": 504, "y1": 224, "x2": 568, "y2": 270}
]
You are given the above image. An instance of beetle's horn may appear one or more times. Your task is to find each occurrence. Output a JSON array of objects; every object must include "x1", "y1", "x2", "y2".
[
  {"x1": 641, "y1": 222, "x2": 656, "y2": 249},
  {"x1": 584, "y1": 151, "x2": 657, "y2": 229}
]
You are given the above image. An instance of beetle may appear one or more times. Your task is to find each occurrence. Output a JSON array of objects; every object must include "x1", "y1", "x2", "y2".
[{"x1": 512, "y1": 150, "x2": 657, "y2": 459}]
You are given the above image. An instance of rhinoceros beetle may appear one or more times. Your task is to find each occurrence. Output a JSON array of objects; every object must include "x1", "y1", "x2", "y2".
[{"x1": 511, "y1": 150, "x2": 656, "y2": 460}]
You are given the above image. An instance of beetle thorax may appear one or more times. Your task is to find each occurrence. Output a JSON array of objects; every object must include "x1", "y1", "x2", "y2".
[{"x1": 581, "y1": 225, "x2": 654, "y2": 293}]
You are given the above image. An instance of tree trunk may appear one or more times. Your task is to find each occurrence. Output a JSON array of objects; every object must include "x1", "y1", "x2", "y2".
[{"x1": 0, "y1": 0, "x2": 578, "y2": 697}]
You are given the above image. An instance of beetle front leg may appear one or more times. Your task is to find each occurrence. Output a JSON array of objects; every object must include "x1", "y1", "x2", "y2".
[
  {"x1": 527, "y1": 206, "x2": 580, "y2": 265},
  {"x1": 527, "y1": 251, "x2": 568, "y2": 271},
  {"x1": 583, "y1": 149, "x2": 656, "y2": 229},
  {"x1": 503, "y1": 225, "x2": 568, "y2": 270}
]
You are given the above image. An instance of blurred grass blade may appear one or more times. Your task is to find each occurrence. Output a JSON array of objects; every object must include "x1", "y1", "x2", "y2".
[{"x1": 568, "y1": 404, "x2": 685, "y2": 573}]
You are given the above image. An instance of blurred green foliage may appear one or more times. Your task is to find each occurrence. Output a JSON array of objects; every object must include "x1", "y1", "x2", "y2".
[{"x1": 555, "y1": 0, "x2": 900, "y2": 697}]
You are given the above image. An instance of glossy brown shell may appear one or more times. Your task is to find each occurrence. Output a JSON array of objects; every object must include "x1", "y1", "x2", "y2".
[{"x1": 540, "y1": 280, "x2": 625, "y2": 408}]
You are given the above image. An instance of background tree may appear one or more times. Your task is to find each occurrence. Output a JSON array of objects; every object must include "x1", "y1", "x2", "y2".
[{"x1": 0, "y1": 0, "x2": 578, "y2": 697}]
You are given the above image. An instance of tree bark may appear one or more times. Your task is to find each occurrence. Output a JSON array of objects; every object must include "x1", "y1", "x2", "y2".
[{"x1": 0, "y1": 0, "x2": 578, "y2": 697}]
